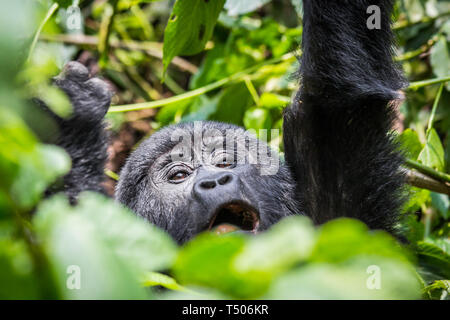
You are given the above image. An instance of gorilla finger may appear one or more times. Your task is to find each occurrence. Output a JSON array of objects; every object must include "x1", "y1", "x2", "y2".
[
  {"x1": 85, "y1": 77, "x2": 113, "y2": 108},
  {"x1": 58, "y1": 61, "x2": 90, "y2": 82}
]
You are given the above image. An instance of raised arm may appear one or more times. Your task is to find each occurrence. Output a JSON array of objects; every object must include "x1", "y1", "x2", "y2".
[
  {"x1": 36, "y1": 62, "x2": 112, "y2": 203},
  {"x1": 283, "y1": 0, "x2": 406, "y2": 231}
]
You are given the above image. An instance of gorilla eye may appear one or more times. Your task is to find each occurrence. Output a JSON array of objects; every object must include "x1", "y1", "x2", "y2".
[
  {"x1": 215, "y1": 157, "x2": 234, "y2": 168},
  {"x1": 169, "y1": 171, "x2": 189, "y2": 182},
  {"x1": 216, "y1": 162, "x2": 232, "y2": 168}
]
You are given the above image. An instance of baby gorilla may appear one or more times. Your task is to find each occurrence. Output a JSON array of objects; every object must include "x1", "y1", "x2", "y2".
[{"x1": 44, "y1": 0, "x2": 407, "y2": 244}]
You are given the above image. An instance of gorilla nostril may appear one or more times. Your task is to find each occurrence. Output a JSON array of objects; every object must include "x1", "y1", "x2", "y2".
[
  {"x1": 218, "y1": 174, "x2": 232, "y2": 185},
  {"x1": 200, "y1": 180, "x2": 216, "y2": 189}
]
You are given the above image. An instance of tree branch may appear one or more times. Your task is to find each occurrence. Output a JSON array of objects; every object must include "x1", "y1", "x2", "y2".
[
  {"x1": 403, "y1": 168, "x2": 450, "y2": 196},
  {"x1": 393, "y1": 11, "x2": 450, "y2": 30},
  {"x1": 405, "y1": 159, "x2": 450, "y2": 184}
]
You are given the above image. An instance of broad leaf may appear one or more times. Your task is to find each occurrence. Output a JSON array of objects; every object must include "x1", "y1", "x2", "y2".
[
  {"x1": 264, "y1": 257, "x2": 421, "y2": 299},
  {"x1": 415, "y1": 241, "x2": 450, "y2": 283},
  {"x1": 0, "y1": 239, "x2": 41, "y2": 299},
  {"x1": 418, "y1": 128, "x2": 445, "y2": 172},
  {"x1": 0, "y1": 108, "x2": 70, "y2": 210},
  {"x1": 399, "y1": 128, "x2": 423, "y2": 160},
  {"x1": 225, "y1": 0, "x2": 271, "y2": 16},
  {"x1": 243, "y1": 107, "x2": 272, "y2": 131},
  {"x1": 423, "y1": 280, "x2": 450, "y2": 300},
  {"x1": 34, "y1": 193, "x2": 178, "y2": 299},
  {"x1": 234, "y1": 216, "x2": 315, "y2": 275},
  {"x1": 173, "y1": 233, "x2": 269, "y2": 298},
  {"x1": 310, "y1": 218, "x2": 412, "y2": 264},
  {"x1": 163, "y1": 0, "x2": 225, "y2": 73},
  {"x1": 430, "y1": 35, "x2": 450, "y2": 90}
]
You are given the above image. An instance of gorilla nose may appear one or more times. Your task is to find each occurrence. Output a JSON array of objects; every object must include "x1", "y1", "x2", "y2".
[
  {"x1": 193, "y1": 171, "x2": 239, "y2": 202},
  {"x1": 198, "y1": 173, "x2": 233, "y2": 190}
]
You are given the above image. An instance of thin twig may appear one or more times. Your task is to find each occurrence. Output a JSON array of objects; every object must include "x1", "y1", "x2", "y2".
[
  {"x1": 408, "y1": 76, "x2": 450, "y2": 90},
  {"x1": 98, "y1": 0, "x2": 119, "y2": 67},
  {"x1": 403, "y1": 168, "x2": 450, "y2": 196},
  {"x1": 105, "y1": 169, "x2": 119, "y2": 181},
  {"x1": 38, "y1": 34, "x2": 198, "y2": 74},
  {"x1": 28, "y1": 3, "x2": 59, "y2": 61},
  {"x1": 395, "y1": 35, "x2": 439, "y2": 62},
  {"x1": 393, "y1": 11, "x2": 450, "y2": 30},
  {"x1": 405, "y1": 159, "x2": 450, "y2": 184},
  {"x1": 427, "y1": 83, "x2": 444, "y2": 132},
  {"x1": 107, "y1": 53, "x2": 296, "y2": 113}
]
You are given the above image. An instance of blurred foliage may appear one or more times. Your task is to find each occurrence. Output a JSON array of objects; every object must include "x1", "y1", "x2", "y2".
[{"x1": 0, "y1": 0, "x2": 448, "y2": 299}]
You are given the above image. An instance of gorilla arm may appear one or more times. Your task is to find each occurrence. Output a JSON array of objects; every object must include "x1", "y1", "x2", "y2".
[
  {"x1": 37, "y1": 62, "x2": 112, "y2": 203},
  {"x1": 283, "y1": 0, "x2": 406, "y2": 231}
]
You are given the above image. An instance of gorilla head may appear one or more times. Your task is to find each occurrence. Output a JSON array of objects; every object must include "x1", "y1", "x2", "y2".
[{"x1": 116, "y1": 121, "x2": 299, "y2": 243}]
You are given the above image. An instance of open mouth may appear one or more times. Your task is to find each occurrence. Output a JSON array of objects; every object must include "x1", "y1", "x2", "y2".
[{"x1": 208, "y1": 201, "x2": 260, "y2": 235}]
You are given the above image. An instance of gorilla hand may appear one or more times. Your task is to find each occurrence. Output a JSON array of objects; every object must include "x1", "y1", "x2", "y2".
[
  {"x1": 44, "y1": 62, "x2": 112, "y2": 202},
  {"x1": 54, "y1": 61, "x2": 112, "y2": 123}
]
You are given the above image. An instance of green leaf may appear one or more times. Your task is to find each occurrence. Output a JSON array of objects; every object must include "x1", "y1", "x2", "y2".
[
  {"x1": 430, "y1": 35, "x2": 450, "y2": 90},
  {"x1": 415, "y1": 241, "x2": 450, "y2": 283},
  {"x1": 290, "y1": 0, "x2": 303, "y2": 17},
  {"x1": 34, "y1": 200, "x2": 147, "y2": 299},
  {"x1": 160, "y1": 286, "x2": 231, "y2": 299},
  {"x1": 423, "y1": 280, "x2": 450, "y2": 300},
  {"x1": 243, "y1": 107, "x2": 272, "y2": 131},
  {"x1": 0, "y1": 239, "x2": 40, "y2": 299},
  {"x1": 189, "y1": 43, "x2": 229, "y2": 89},
  {"x1": 173, "y1": 233, "x2": 269, "y2": 298},
  {"x1": 431, "y1": 192, "x2": 449, "y2": 219},
  {"x1": 418, "y1": 128, "x2": 445, "y2": 172},
  {"x1": 33, "y1": 193, "x2": 178, "y2": 299},
  {"x1": 118, "y1": 0, "x2": 162, "y2": 10},
  {"x1": 0, "y1": 0, "x2": 35, "y2": 79},
  {"x1": 162, "y1": 0, "x2": 226, "y2": 74},
  {"x1": 36, "y1": 193, "x2": 177, "y2": 275},
  {"x1": 76, "y1": 193, "x2": 178, "y2": 273},
  {"x1": 11, "y1": 144, "x2": 70, "y2": 209},
  {"x1": 398, "y1": 128, "x2": 423, "y2": 160},
  {"x1": 233, "y1": 216, "x2": 316, "y2": 275},
  {"x1": 310, "y1": 218, "x2": 412, "y2": 264},
  {"x1": 174, "y1": 217, "x2": 314, "y2": 298},
  {"x1": 399, "y1": 213, "x2": 425, "y2": 244},
  {"x1": 34, "y1": 85, "x2": 72, "y2": 119},
  {"x1": 181, "y1": 95, "x2": 219, "y2": 122},
  {"x1": 156, "y1": 97, "x2": 193, "y2": 125},
  {"x1": 0, "y1": 108, "x2": 71, "y2": 210},
  {"x1": 210, "y1": 83, "x2": 253, "y2": 125},
  {"x1": 403, "y1": 187, "x2": 430, "y2": 213},
  {"x1": 141, "y1": 272, "x2": 186, "y2": 291},
  {"x1": 258, "y1": 92, "x2": 290, "y2": 109},
  {"x1": 52, "y1": 0, "x2": 72, "y2": 9},
  {"x1": 224, "y1": 0, "x2": 270, "y2": 16},
  {"x1": 263, "y1": 257, "x2": 421, "y2": 299}
]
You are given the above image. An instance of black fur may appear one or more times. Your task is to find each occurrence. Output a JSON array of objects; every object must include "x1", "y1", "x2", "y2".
[
  {"x1": 283, "y1": 0, "x2": 406, "y2": 232},
  {"x1": 37, "y1": 62, "x2": 112, "y2": 202},
  {"x1": 42, "y1": 0, "x2": 407, "y2": 241}
]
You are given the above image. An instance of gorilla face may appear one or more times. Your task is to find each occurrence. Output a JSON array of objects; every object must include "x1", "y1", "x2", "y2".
[{"x1": 116, "y1": 121, "x2": 299, "y2": 243}]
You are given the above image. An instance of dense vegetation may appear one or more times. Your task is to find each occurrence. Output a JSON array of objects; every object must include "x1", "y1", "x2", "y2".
[{"x1": 0, "y1": 0, "x2": 449, "y2": 299}]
